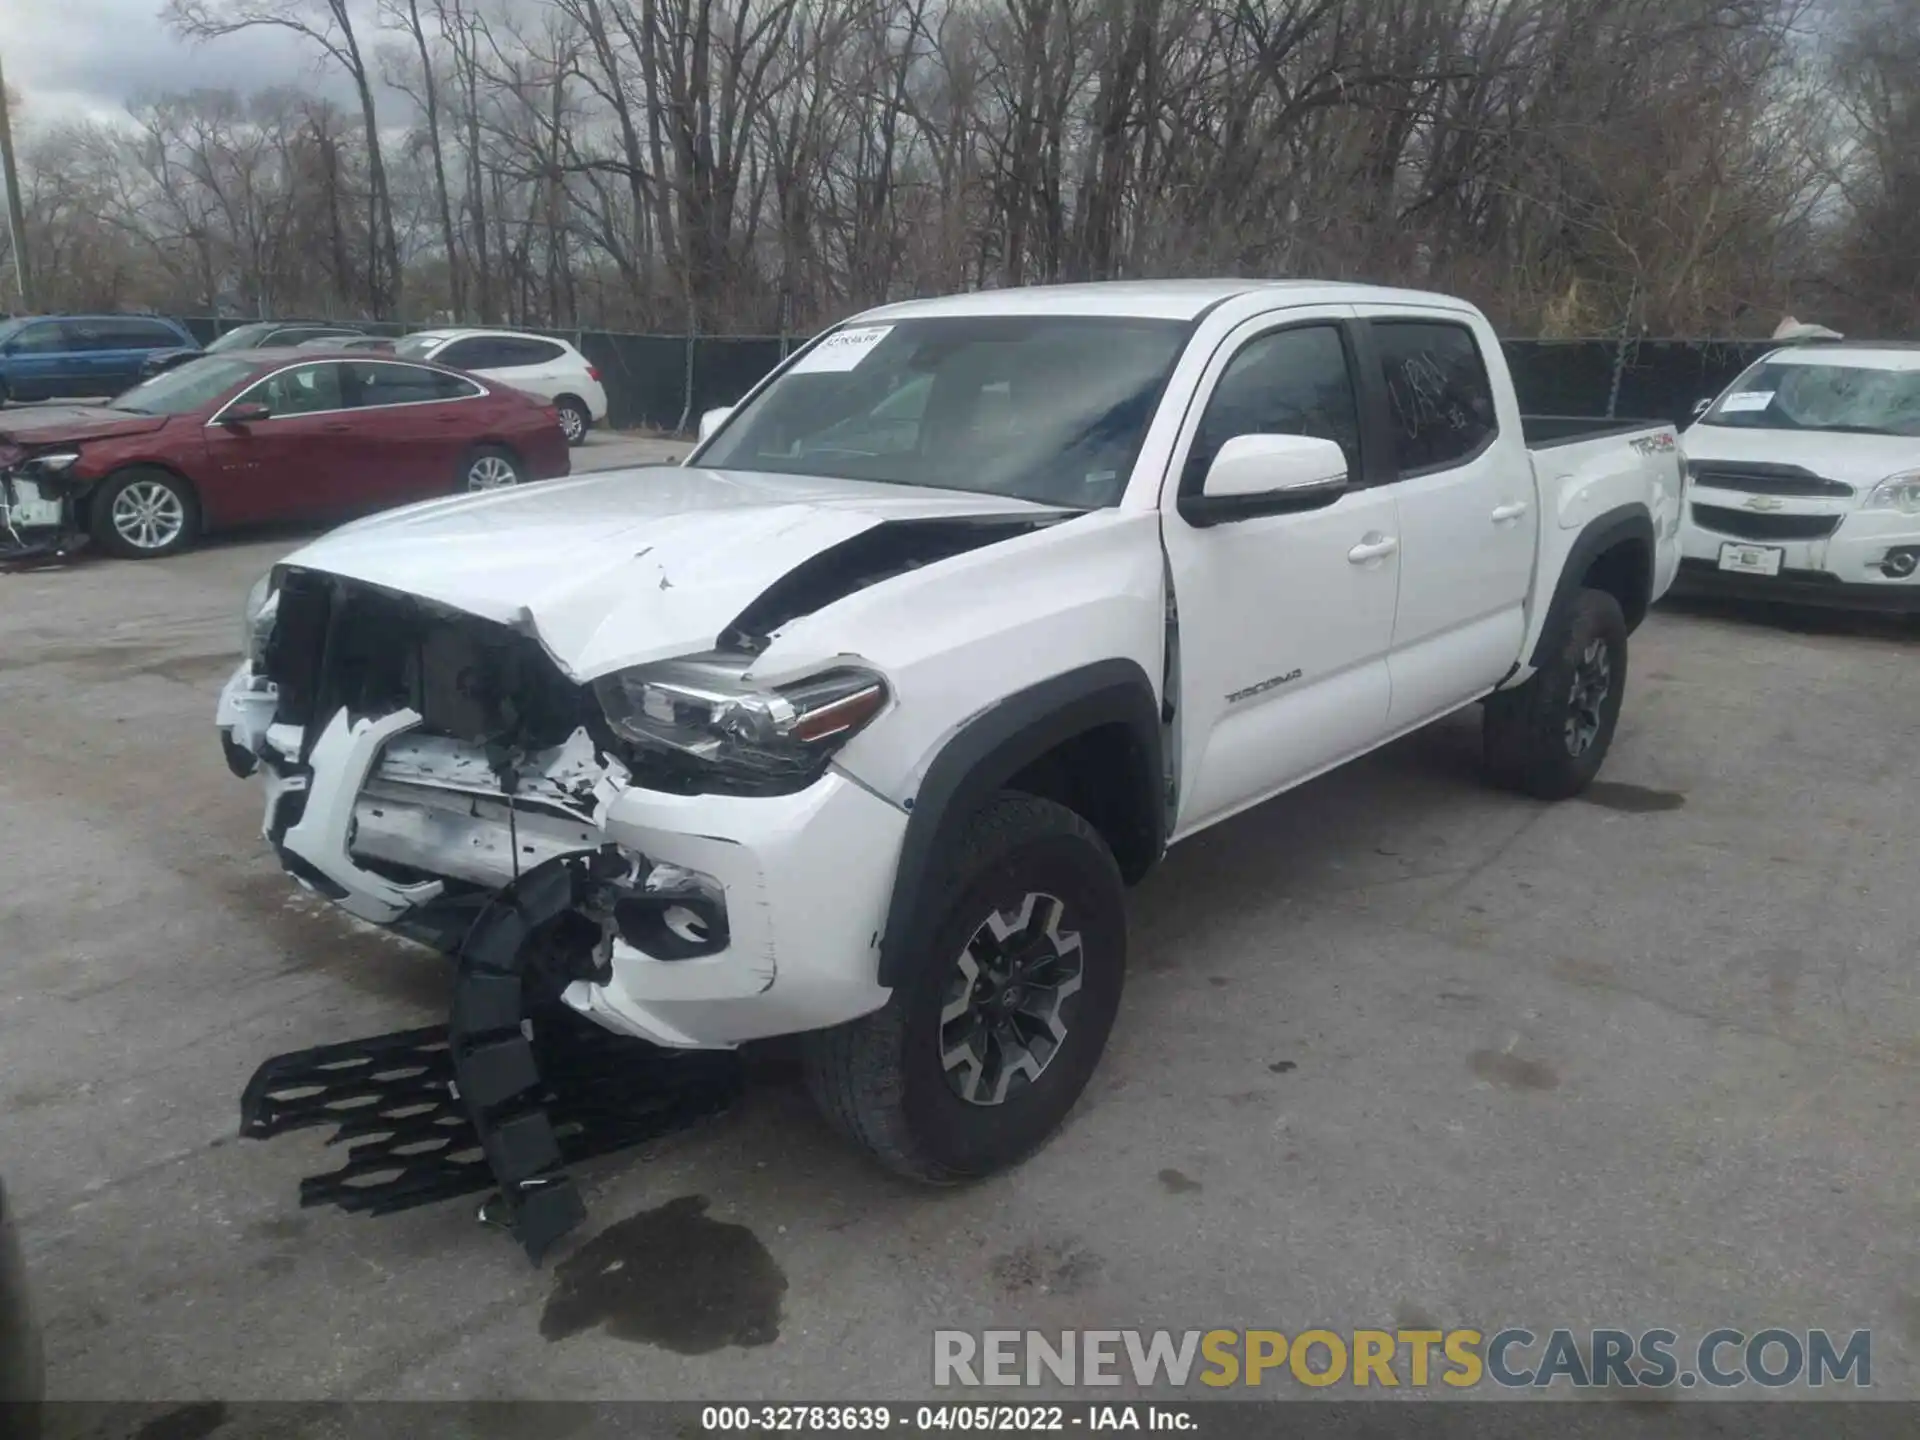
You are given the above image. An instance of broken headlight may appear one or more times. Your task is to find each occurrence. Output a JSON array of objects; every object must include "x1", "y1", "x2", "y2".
[
  {"x1": 241, "y1": 571, "x2": 280, "y2": 668},
  {"x1": 594, "y1": 653, "x2": 888, "y2": 794}
]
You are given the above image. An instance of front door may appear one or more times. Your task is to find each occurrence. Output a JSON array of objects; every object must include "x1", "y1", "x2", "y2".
[
  {"x1": 1161, "y1": 314, "x2": 1402, "y2": 837},
  {"x1": 1352, "y1": 310, "x2": 1537, "y2": 729},
  {"x1": 203, "y1": 361, "x2": 355, "y2": 523}
]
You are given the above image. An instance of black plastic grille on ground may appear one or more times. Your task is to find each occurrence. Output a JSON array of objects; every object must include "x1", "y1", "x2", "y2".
[{"x1": 240, "y1": 855, "x2": 743, "y2": 1261}]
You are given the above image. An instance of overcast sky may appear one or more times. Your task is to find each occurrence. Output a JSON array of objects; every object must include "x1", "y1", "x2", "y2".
[{"x1": 0, "y1": 0, "x2": 398, "y2": 131}]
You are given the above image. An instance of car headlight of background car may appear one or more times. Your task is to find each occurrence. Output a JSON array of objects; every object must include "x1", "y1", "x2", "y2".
[
  {"x1": 8, "y1": 451, "x2": 82, "y2": 486},
  {"x1": 241, "y1": 570, "x2": 280, "y2": 668},
  {"x1": 595, "y1": 653, "x2": 888, "y2": 794},
  {"x1": 1864, "y1": 471, "x2": 1920, "y2": 515}
]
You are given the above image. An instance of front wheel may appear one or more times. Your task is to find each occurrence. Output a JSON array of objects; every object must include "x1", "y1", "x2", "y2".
[
  {"x1": 803, "y1": 792, "x2": 1127, "y2": 1183},
  {"x1": 1484, "y1": 588, "x2": 1628, "y2": 799},
  {"x1": 461, "y1": 445, "x2": 525, "y2": 492},
  {"x1": 89, "y1": 466, "x2": 201, "y2": 559}
]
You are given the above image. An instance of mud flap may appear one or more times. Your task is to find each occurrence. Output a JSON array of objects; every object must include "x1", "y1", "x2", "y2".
[{"x1": 240, "y1": 855, "x2": 742, "y2": 1263}]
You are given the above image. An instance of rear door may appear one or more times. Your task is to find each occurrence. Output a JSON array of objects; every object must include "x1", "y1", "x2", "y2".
[
  {"x1": 338, "y1": 360, "x2": 488, "y2": 503},
  {"x1": 203, "y1": 361, "x2": 356, "y2": 522},
  {"x1": 468, "y1": 337, "x2": 568, "y2": 402},
  {"x1": 1161, "y1": 311, "x2": 1402, "y2": 836},
  {"x1": 1351, "y1": 308, "x2": 1537, "y2": 730}
]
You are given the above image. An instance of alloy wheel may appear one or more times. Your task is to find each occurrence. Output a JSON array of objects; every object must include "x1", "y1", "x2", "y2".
[
  {"x1": 559, "y1": 405, "x2": 586, "y2": 443},
  {"x1": 1564, "y1": 638, "x2": 1612, "y2": 757},
  {"x1": 466, "y1": 455, "x2": 520, "y2": 491},
  {"x1": 939, "y1": 891, "x2": 1084, "y2": 1107},
  {"x1": 111, "y1": 480, "x2": 186, "y2": 551}
]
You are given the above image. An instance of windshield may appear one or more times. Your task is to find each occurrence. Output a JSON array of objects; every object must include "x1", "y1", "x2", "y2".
[
  {"x1": 696, "y1": 315, "x2": 1190, "y2": 507},
  {"x1": 111, "y1": 357, "x2": 260, "y2": 415},
  {"x1": 393, "y1": 334, "x2": 441, "y2": 360},
  {"x1": 204, "y1": 323, "x2": 275, "y2": 354},
  {"x1": 1702, "y1": 360, "x2": 1920, "y2": 436}
]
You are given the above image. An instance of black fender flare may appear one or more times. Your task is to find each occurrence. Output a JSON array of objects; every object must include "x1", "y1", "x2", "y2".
[
  {"x1": 875, "y1": 658, "x2": 1164, "y2": 988},
  {"x1": 1529, "y1": 503, "x2": 1655, "y2": 668}
]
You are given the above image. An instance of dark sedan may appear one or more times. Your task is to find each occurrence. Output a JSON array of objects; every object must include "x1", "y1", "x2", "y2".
[
  {"x1": 140, "y1": 320, "x2": 375, "y2": 377},
  {"x1": 0, "y1": 349, "x2": 571, "y2": 558}
]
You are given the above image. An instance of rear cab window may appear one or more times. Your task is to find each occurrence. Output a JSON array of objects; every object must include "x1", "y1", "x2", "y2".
[{"x1": 1371, "y1": 320, "x2": 1500, "y2": 473}]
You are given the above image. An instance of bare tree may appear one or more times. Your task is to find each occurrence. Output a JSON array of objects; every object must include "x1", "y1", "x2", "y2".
[{"x1": 167, "y1": 0, "x2": 404, "y2": 315}]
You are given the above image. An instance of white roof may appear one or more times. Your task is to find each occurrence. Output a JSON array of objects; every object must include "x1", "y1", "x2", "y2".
[
  {"x1": 1768, "y1": 344, "x2": 1920, "y2": 372},
  {"x1": 857, "y1": 279, "x2": 1477, "y2": 323},
  {"x1": 405, "y1": 327, "x2": 573, "y2": 346}
]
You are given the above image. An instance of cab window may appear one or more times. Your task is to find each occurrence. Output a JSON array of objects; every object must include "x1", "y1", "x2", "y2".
[
  {"x1": 1371, "y1": 320, "x2": 1499, "y2": 474},
  {"x1": 1182, "y1": 325, "x2": 1362, "y2": 493}
]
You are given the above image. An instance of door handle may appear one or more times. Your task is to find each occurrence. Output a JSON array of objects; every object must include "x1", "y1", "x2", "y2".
[
  {"x1": 1491, "y1": 501, "x2": 1530, "y2": 523},
  {"x1": 323, "y1": 422, "x2": 351, "y2": 433},
  {"x1": 1347, "y1": 534, "x2": 1399, "y2": 565}
]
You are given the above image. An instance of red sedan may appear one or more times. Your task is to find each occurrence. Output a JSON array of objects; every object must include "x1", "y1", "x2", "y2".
[{"x1": 0, "y1": 349, "x2": 571, "y2": 558}]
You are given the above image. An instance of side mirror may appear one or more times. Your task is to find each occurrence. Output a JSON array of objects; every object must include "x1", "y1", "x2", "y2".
[
  {"x1": 1182, "y1": 433, "x2": 1349, "y2": 526},
  {"x1": 1691, "y1": 397, "x2": 1713, "y2": 421},
  {"x1": 222, "y1": 401, "x2": 271, "y2": 426},
  {"x1": 697, "y1": 405, "x2": 733, "y2": 442}
]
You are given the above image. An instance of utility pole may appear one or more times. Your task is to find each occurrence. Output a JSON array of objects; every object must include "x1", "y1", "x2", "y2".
[{"x1": 0, "y1": 51, "x2": 33, "y2": 312}]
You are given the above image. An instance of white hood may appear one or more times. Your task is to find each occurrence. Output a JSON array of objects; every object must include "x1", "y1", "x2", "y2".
[
  {"x1": 283, "y1": 465, "x2": 1059, "y2": 679},
  {"x1": 1681, "y1": 423, "x2": 1920, "y2": 489}
]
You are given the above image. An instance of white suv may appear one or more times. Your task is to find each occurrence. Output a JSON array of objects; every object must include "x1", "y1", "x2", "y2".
[
  {"x1": 395, "y1": 329, "x2": 608, "y2": 444},
  {"x1": 1676, "y1": 342, "x2": 1920, "y2": 614}
]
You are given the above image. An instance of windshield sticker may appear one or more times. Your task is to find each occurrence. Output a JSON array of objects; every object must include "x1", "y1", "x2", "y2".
[
  {"x1": 1719, "y1": 391, "x2": 1774, "y2": 413},
  {"x1": 791, "y1": 325, "x2": 895, "y2": 374}
]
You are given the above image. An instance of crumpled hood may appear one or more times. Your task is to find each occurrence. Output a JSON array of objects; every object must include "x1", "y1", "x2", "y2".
[
  {"x1": 1681, "y1": 423, "x2": 1920, "y2": 488},
  {"x1": 283, "y1": 465, "x2": 1061, "y2": 679},
  {"x1": 0, "y1": 405, "x2": 171, "y2": 447}
]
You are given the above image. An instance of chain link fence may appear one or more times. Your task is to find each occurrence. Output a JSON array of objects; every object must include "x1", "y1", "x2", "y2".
[{"x1": 172, "y1": 316, "x2": 1772, "y2": 434}]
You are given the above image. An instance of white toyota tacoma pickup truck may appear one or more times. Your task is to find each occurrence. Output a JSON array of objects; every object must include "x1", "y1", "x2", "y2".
[{"x1": 218, "y1": 280, "x2": 1682, "y2": 1196}]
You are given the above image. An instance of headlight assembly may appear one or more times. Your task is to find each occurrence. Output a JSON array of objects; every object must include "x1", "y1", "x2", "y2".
[
  {"x1": 595, "y1": 652, "x2": 888, "y2": 794},
  {"x1": 1864, "y1": 471, "x2": 1920, "y2": 516},
  {"x1": 241, "y1": 570, "x2": 281, "y2": 668},
  {"x1": 18, "y1": 451, "x2": 81, "y2": 480}
]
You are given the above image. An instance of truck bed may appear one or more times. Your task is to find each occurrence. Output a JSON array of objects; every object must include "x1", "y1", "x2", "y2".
[{"x1": 1522, "y1": 414, "x2": 1672, "y2": 449}]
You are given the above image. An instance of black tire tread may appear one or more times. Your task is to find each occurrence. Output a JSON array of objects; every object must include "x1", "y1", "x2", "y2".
[
  {"x1": 1484, "y1": 587, "x2": 1627, "y2": 800},
  {"x1": 803, "y1": 792, "x2": 1119, "y2": 1184}
]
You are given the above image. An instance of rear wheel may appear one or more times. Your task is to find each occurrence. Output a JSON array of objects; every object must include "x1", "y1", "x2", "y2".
[
  {"x1": 803, "y1": 792, "x2": 1127, "y2": 1183},
  {"x1": 1484, "y1": 588, "x2": 1628, "y2": 799},
  {"x1": 461, "y1": 445, "x2": 525, "y2": 492},
  {"x1": 89, "y1": 466, "x2": 201, "y2": 559},
  {"x1": 554, "y1": 396, "x2": 590, "y2": 446}
]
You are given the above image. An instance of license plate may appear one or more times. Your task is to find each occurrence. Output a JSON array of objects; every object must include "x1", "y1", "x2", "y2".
[
  {"x1": 1717, "y1": 542, "x2": 1784, "y2": 577},
  {"x1": 1, "y1": 477, "x2": 65, "y2": 530}
]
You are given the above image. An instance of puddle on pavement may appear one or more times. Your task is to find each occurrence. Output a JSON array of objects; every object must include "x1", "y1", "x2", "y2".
[
  {"x1": 540, "y1": 1194, "x2": 785, "y2": 1352},
  {"x1": 1578, "y1": 781, "x2": 1686, "y2": 814}
]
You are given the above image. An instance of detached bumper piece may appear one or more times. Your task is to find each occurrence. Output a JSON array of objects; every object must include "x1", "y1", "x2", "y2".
[{"x1": 240, "y1": 855, "x2": 742, "y2": 1262}]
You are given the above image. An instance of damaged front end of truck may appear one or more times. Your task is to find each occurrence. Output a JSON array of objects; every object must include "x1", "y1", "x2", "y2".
[{"x1": 219, "y1": 480, "x2": 1067, "y2": 1259}]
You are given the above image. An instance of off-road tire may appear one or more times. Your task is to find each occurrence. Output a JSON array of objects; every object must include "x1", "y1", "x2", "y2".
[
  {"x1": 88, "y1": 466, "x2": 202, "y2": 559},
  {"x1": 1484, "y1": 587, "x2": 1628, "y2": 800},
  {"x1": 555, "y1": 396, "x2": 591, "y2": 446},
  {"x1": 802, "y1": 791, "x2": 1127, "y2": 1183}
]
